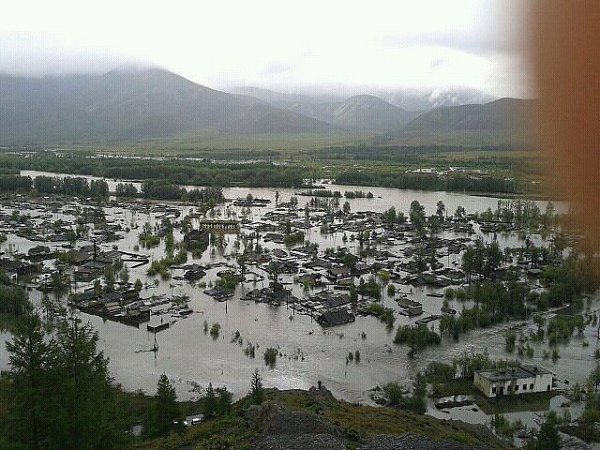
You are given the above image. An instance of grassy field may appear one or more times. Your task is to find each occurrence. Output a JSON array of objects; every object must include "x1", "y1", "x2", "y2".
[
  {"x1": 3, "y1": 129, "x2": 554, "y2": 196},
  {"x1": 89, "y1": 131, "x2": 376, "y2": 156}
]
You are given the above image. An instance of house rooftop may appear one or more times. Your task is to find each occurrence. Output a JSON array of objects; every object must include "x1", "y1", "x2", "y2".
[{"x1": 476, "y1": 365, "x2": 552, "y2": 382}]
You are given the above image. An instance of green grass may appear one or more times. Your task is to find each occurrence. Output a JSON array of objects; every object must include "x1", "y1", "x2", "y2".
[{"x1": 91, "y1": 131, "x2": 375, "y2": 155}]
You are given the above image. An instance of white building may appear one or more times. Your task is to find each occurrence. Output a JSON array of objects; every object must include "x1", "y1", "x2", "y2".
[{"x1": 474, "y1": 365, "x2": 553, "y2": 398}]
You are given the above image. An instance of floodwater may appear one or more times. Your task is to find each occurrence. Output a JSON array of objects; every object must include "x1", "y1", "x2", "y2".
[{"x1": 2, "y1": 170, "x2": 592, "y2": 419}]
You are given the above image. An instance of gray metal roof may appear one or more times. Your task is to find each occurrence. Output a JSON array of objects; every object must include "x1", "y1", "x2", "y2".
[{"x1": 476, "y1": 365, "x2": 552, "y2": 383}]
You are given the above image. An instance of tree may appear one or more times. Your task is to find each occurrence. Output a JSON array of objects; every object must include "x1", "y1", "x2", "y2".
[
  {"x1": 526, "y1": 412, "x2": 560, "y2": 450},
  {"x1": 343, "y1": 200, "x2": 351, "y2": 215},
  {"x1": 394, "y1": 324, "x2": 441, "y2": 358},
  {"x1": 454, "y1": 205, "x2": 466, "y2": 221},
  {"x1": 53, "y1": 318, "x2": 122, "y2": 449},
  {"x1": 383, "y1": 206, "x2": 397, "y2": 225},
  {"x1": 409, "y1": 200, "x2": 426, "y2": 232},
  {"x1": 204, "y1": 382, "x2": 217, "y2": 419},
  {"x1": 250, "y1": 369, "x2": 264, "y2": 404},
  {"x1": 436, "y1": 200, "x2": 446, "y2": 221},
  {"x1": 505, "y1": 330, "x2": 517, "y2": 353},
  {"x1": 148, "y1": 374, "x2": 179, "y2": 437},
  {"x1": 119, "y1": 266, "x2": 130, "y2": 284},
  {"x1": 7, "y1": 314, "x2": 124, "y2": 450},
  {"x1": 0, "y1": 284, "x2": 29, "y2": 315},
  {"x1": 533, "y1": 313, "x2": 546, "y2": 333},
  {"x1": 216, "y1": 387, "x2": 233, "y2": 416},
  {"x1": 5, "y1": 310, "x2": 51, "y2": 450},
  {"x1": 383, "y1": 382, "x2": 404, "y2": 406},
  {"x1": 589, "y1": 364, "x2": 600, "y2": 392}
]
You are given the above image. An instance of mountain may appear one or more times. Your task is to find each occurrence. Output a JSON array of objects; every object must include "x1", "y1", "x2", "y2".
[
  {"x1": 405, "y1": 98, "x2": 534, "y2": 133},
  {"x1": 230, "y1": 86, "x2": 322, "y2": 107},
  {"x1": 0, "y1": 69, "x2": 332, "y2": 144},
  {"x1": 234, "y1": 85, "x2": 497, "y2": 112},
  {"x1": 376, "y1": 87, "x2": 497, "y2": 112},
  {"x1": 231, "y1": 88, "x2": 417, "y2": 131},
  {"x1": 306, "y1": 95, "x2": 418, "y2": 131}
]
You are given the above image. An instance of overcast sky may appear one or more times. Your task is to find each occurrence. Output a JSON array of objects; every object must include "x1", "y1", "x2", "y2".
[{"x1": 0, "y1": 0, "x2": 532, "y2": 97}]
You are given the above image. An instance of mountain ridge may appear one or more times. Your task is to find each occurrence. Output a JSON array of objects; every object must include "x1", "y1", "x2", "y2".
[
  {"x1": 405, "y1": 97, "x2": 534, "y2": 133},
  {"x1": 0, "y1": 69, "x2": 532, "y2": 146},
  {"x1": 0, "y1": 68, "x2": 333, "y2": 144},
  {"x1": 230, "y1": 88, "x2": 419, "y2": 131}
]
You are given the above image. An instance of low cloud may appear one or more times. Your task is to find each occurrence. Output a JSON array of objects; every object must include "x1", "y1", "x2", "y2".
[{"x1": 0, "y1": 34, "x2": 151, "y2": 77}]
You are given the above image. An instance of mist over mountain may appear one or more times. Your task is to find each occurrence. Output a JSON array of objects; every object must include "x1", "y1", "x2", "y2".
[
  {"x1": 0, "y1": 68, "x2": 332, "y2": 144},
  {"x1": 376, "y1": 87, "x2": 497, "y2": 112},
  {"x1": 233, "y1": 85, "x2": 497, "y2": 112}
]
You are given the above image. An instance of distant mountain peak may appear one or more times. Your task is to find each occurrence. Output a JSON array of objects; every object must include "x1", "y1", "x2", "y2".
[{"x1": 230, "y1": 88, "x2": 418, "y2": 131}]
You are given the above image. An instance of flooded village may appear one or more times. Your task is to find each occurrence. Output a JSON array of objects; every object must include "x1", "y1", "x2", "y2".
[{"x1": 1, "y1": 171, "x2": 599, "y2": 448}]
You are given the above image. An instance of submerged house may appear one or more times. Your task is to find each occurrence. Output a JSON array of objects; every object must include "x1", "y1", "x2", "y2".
[
  {"x1": 184, "y1": 229, "x2": 210, "y2": 244},
  {"x1": 199, "y1": 219, "x2": 240, "y2": 233},
  {"x1": 74, "y1": 261, "x2": 105, "y2": 282},
  {"x1": 474, "y1": 365, "x2": 553, "y2": 398},
  {"x1": 316, "y1": 309, "x2": 355, "y2": 327},
  {"x1": 327, "y1": 266, "x2": 351, "y2": 281}
]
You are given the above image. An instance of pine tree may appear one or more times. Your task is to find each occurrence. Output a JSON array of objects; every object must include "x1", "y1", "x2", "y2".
[
  {"x1": 148, "y1": 374, "x2": 179, "y2": 437},
  {"x1": 250, "y1": 369, "x2": 264, "y2": 404},
  {"x1": 6, "y1": 314, "x2": 124, "y2": 450},
  {"x1": 53, "y1": 317, "x2": 121, "y2": 450},
  {"x1": 6, "y1": 310, "x2": 51, "y2": 450},
  {"x1": 527, "y1": 411, "x2": 560, "y2": 450},
  {"x1": 216, "y1": 387, "x2": 233, "y2": 416},
  {"x1": 204, "y1": 382, "x2": 216, "y2": 419}
]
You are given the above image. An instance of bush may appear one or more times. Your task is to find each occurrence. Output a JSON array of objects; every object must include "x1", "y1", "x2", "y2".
[
  {"x1": 387, "y1": 284, "x2": 396, "y2": 297},
  {"x1": 425, "y1": 361, "x2": 456, "y2": 382},
  {"x1": 394, "y1": 324, "x2": 441, "y2": 357},
  {"x1": 264, "y1": 347, "x2": 278, "y2": 368},
  {"x1": 0, "y1": 285, "x2": 29, "y2": 315},
  {"x1": 210, "y1": 323, "x2": 221, "y2": 340}
]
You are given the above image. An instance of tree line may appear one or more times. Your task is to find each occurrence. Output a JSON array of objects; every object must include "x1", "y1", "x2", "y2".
[
  {"x1": 336, "y1": 169, "x2": 521, "y2": 194},
  {"x1": 0, "y1": 153, "x2": 306, "y2": 188},
  {"x1": 0, "y1": 152, "x2": 530, "y2": 194}
]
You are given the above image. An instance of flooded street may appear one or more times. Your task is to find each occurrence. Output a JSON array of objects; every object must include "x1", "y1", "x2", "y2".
[{"x1": 2, "y1": 170, "x2": 593, "y2": 414}]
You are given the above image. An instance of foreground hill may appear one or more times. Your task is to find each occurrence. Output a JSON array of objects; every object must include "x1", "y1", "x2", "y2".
[
  {"x1": 0, "y1": 69, "x2": 332, "y2": 144},
  {"x1": 135, "y1": 388, "x2": 503, "y2": 450}
]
